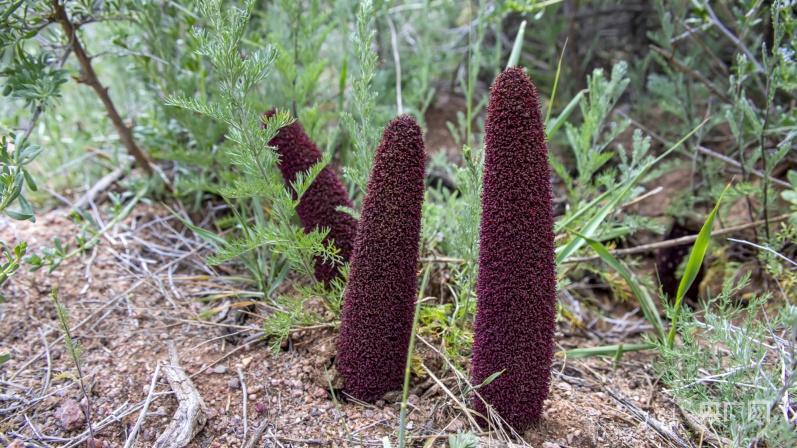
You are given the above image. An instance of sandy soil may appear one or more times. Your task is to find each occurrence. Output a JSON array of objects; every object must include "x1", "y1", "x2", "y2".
[{"x1": 0, "y1": 201, "x2": 701, "y2": 448}]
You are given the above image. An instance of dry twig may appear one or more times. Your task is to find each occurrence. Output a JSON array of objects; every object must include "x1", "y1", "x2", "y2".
[
  {"x1": 237, "y1": 366, "x2": 248, "y2": 439},
  {"x1": 563, "y1": 212, "x2": 794, "y2": 264},
  {"x1": 607, "y1": 387, "x2": 693, "y2": 448},
  {"x1": 50, "y1": 1, "x2": 157, "y2": 178},
  {"x1": 124, "y1": 364, "x2": 162, "y2": 448},
  {"x1": 153, "y1": 342, "x2": 209, "y2": 448}
]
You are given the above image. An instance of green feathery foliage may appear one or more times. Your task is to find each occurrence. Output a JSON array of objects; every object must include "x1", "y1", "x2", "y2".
[
  {"x1": 166, "y1": 0, "x2": 340, "y2": 292},
  {"x1": 341, "y1": 0, "x2": 379, "y2": 199}
]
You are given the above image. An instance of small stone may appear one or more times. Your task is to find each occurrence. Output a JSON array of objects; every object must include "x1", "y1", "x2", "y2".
[
  {"x1": 446, "y1": 418, "x2": 464, "y2": 432},
  {"x1": 227, "y1": 378, "x2": 240, "y2": 389},
  {"x1": 408, "y1": 394, "x2": 420, "y2": 406},
  {"x1": 248, "y1": 394, "x2": 257, "y2": 401},
  {"x1": 365, "y1": 410, "x2": 374, "y2": 418},
  {"x1": 214, "y1": 365, "x2": 228, "y2": 374},
  {"x1": 241, "y1": 357, "x2": 253, "y2": 367},
  {"x1": 255, "y1": 402, "x2": 267, "y2": 414},
  {"x1": 54, "y1": 398, "x2": 85, "y2": 431},
  {"x1": 541, "y1": 443, "x2": 561, "y2": 448}
]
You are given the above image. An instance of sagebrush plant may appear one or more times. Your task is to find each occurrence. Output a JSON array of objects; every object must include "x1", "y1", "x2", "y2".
[
  {"x1": 657, "y1": 268, "x2": 797, "y2": 447},
  {"x1": 336, "y1": 115, "x2": 426, "y2": 402},
  {"x1": 0, "y1": 3, "x2": 66, "y2": 291},
  {"x1": 1, "y1": 1, "x2": 157, "y2": 285},
  {"x1": 471, "y1": 67, "x2": 556, "y2": 431},
  {"x1": 646, "y1": 0, "x2": 796, "y2": 235},
  {"x1": 263, "y1": 109, "x2": 357, "y2": 285},
  {"x1": 340, "y1": 0, "x2": 379, "y2": 200}
]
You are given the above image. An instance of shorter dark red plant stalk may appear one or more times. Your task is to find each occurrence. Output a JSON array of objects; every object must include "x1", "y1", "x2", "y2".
[
  {"x1": 471, "y1": 67, "x2": 557, "y2": 431},
  {"x1": 264, "y1": 110, "x2": 358, "y2": 284},
  {"x1": 335, "y1": 115, "x2": 427, "y2": 402}
]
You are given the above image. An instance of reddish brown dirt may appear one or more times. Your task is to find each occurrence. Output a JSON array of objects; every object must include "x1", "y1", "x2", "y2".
[{"x1": 0, "y1": 205, "x2": 697, "y2": 447}]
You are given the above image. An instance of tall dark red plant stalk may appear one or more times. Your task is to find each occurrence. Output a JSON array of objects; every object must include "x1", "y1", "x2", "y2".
[
  {"x1": 264, "y1": 110, "x2": 358, "y2": 284},
  {"x1": 335, "y1": 115, "x2": 427, "y2": 402},
  {"x1": 471, "y1": 67, "x2": 557, "y2": 431}
]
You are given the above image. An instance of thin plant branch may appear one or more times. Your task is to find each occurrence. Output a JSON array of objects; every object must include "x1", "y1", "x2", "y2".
[
  {"x1": 563, "y1": 212, "x2": 795, "y2": 264},
  {"x1": 51, "y1": 1, "x2": 155, "y2": 176}
]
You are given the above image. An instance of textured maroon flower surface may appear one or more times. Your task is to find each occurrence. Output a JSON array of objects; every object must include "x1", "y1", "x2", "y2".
[
  {"x1": 335, "y1": 115, "x2": 427, "y2": 402},
  {"x1": 471, "y1": 67, "x2": 557, "y2": 431},
  {"x1": 264, "y1": 110, "x2": 358, "y2": 284}
]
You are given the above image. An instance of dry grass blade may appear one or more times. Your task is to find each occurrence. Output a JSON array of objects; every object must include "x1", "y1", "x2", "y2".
[{"x1": 606, "y1": 388, "x2": 693, "y2": 448}]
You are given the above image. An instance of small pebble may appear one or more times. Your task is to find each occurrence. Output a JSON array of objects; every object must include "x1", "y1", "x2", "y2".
[
  {"x1": 214, "y1": 365, "x2": 228, "y2": 374},
  {"x1": 54, "y1": 398, "x2": 85, "y2": 431}
]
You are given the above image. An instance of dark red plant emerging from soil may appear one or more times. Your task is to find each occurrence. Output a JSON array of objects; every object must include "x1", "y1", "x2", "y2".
[
  {"x1": 335, "y1": 115, "x2": 427, "y2": 402},
  {"x1": 264, "y1": 110, "x2": 358, "y2": 284},
  {"x1": 471, "y1": 67, "x2": 557, "y2": 431}
]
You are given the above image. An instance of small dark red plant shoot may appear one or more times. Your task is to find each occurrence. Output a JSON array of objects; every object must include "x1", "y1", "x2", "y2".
[{"x1": 264, "y1": 110, "x2": 358, "y2": 284}]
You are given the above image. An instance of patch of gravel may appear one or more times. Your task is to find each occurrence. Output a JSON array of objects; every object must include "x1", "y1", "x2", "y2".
[{"x1": 0, "y1": 205, "x2": 692, "y2": 447}]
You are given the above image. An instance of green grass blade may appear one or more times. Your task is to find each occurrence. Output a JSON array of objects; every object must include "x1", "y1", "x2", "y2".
[
  {"x1": 164, "y1": 204, "x2": 227, "y2": 248},
  {"x1": 555, "y1": 183, "x2": 615, "y2": 232},
  {"x1": 562, "y1": 343, "x2": 655, "y2": 359},
  {"x1": 555, "y1": 118, "x2": 708, "y2": 264},
  {"x1": 506, "y1": 20, "x2": 526, "y2": 69},
  {"x1": 666, "y1": 182, "x2": 731, "y2": 348},
  {"x1": 567, "y1": 228, "x2": 664, "y2": 341},
  {"x1": 545, "y1": 38, "x2": 568, "y2": 128},
  {"x1": 546, "y1": 89, "x2": 583, "y2": 141}
]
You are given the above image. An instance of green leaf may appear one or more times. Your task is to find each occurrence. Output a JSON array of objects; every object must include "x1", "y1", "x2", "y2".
[
  {"x1": 164, "y1": 205, "x2": 227, "y2": 249},
  {"x1": 0, "y1": 353, "x2": 9, "y2": 363},
  {"x1": 666, "y1": 182, "x2": 731, "y2": 348},
  {"x1": 547, "y1": 90, "x2": 583, "y2": 141},
  {"x1": 18, "y1": 195, "x2": 34, "y2": 222},
  {"x1": 22, "y1": 169, "x2": 37, "y2": 192},
  {"x1": 783, "y1": 190, "x2": 797, "y2": 205},
  {"x1": 506, "y1": 20, "x2": 526, "y2": 69},
  {"x1": 4, "y1": 209, "x2": 33, "y2": 221},
  {"x1": 562, "y1": 343, "x2": 655, "y2": 359},
  {"x1": 555, "y1": 118, "x2": 708, "y2": 264},
  {"x1": 566, "y1": 228, "x2": 664, "y2": 341}
]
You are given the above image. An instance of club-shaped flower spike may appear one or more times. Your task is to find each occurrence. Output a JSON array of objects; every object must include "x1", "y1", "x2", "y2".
[
  {"x1": 471, "y1": 67, "x2": 557, "y2": 431},
  {"x1": 264, "y1": 109, "x2": 358, "y2": 284},
  {"x1": 335, "y1": 115, "x2": 427, "y2": 402}
]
